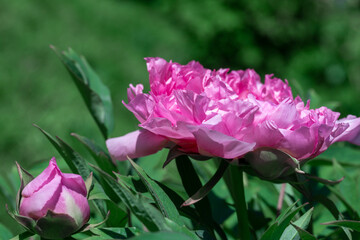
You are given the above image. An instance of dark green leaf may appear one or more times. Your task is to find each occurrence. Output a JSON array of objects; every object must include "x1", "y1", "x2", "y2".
[
  {"x1": 10, "y1": 231, "x2": 34, "y2": 240},
  {"x1": 175, "y1": 156, "x2": 213, "y2": 223},
  {"x1": 90, "y1": 164, "x2": 168, "y2": 231},
  {"x1": 33, "y1": 124, "x2": 90, "y2": 178},
  {"x1": 290, "y1": 223, "x2": 317, "y2": 240},
  {"x1": 322, "y1": 220, "x2": 360, "y2": 232},
  {"x1": 128, "y1": 231, "x2": 194, "y2": 240},
  {"x1": 182, "y1": 160, "x2": 229, "y2": 207},
  {"x1": 52, "y1": 46, "x2": 114, "y2": 139},
  {"x1": 312, "y1": 195, "x2": 352, "y2": 240},
  {"x1": 128, "y1": 157, "x2": 183, "y2": 224},
  {"x1": 89, "y1": 227, "x2": 140, "y2": 239},
  {"x1": 71, "y1": 133, "x2": 116, "y2": 175}
]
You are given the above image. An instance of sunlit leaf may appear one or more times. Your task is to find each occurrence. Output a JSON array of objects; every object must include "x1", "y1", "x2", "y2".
[
  {"x1": 280, "y1": 207, "x2": 314, "y2": 240},
  {"x1": 52, "y1": 46, "x2": 114, "y2": 139}
]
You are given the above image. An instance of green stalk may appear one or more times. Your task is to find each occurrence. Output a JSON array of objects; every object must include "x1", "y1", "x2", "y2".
[{"x1": 224, "y1": 164, "x2": 251, "y2": 240}]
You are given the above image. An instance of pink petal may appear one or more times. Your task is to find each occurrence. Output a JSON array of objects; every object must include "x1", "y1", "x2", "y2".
[
  {"x1": 21, "y1": 158, "x2": 59, "y2": 197},
  {"x1": 141, "y1": 118, "x2": 194, "y2": 139},
  {"x1": 123, "y1": 94, "x2": 155, "y2": 123},
  {"x1": 19, "y1": 172, "x2": 62, "y2": 219},
  {"x1": 62, "y1": 173, "x2": 87, "y2": 197},
  {"x1": 334, "y1": 115, "x2": 360, "y2": 145},
  {"x1": 174, "y1": 90, "x2": 209, "y2": 124},
  {"x1": 127, "y1": 84, "x2": 144, "y2": 102},
  {"x1": 190, "y1": 127, "x2": 255, "y2": 159},
  {"x1": 278, "y1": 126, "x2": 316, "y2": 160},
  {"x1": 106, "y1": 129, "x2": 169, "y2": 161}
]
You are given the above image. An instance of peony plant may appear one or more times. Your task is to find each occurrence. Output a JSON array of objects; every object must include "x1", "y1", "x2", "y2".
[{"x1": 6, "y1": 48, "x2": 360, "y2": 240}]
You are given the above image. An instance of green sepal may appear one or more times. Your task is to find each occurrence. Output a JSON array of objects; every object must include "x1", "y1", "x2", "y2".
[
  {"x1": 15, "y1": 162, "x2": 34, "y2": 212},
  {"x1": 80, "y1": 211, "x2": 110, "y2": 232},
  {"x1": 35, "y1": 210, "x2": 79, "y2": 239},
  {"x1": 7, "y1": 205, "x2": 36, "y2": 233}
]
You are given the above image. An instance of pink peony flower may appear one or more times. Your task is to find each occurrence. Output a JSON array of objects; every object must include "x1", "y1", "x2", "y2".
[{"x1": 107, "y1": 58, "x2": 360, "y2": 163}]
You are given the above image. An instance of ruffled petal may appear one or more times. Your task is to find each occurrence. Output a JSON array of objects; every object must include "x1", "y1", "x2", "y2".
[{"x1": 190, "y1": 127, "x2": 256, "y2": 159}]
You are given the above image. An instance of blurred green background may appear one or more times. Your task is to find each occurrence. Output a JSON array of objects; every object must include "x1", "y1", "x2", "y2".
[{"x1": 0, "y1": 0, "x2": 360, "y2": 236}]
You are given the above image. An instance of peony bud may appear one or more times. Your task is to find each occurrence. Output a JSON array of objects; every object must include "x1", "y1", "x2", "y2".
[
  {"x1": 244, "y1": 147, "x2": 299, "y2": 180},
  {"x1": 13, "y1": 158, "x2": 90, "y2": 239}
]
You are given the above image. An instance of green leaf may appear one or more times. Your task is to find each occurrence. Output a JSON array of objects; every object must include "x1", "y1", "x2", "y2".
[
  {"x1": 280, "y1": 207, "x2": 314, "y2": 240},
  {"x1": 312, "y1": 145, "x2": 360, "y2": 167},
  {"x1": 175, "y1": 156, "x2": 213, "y2": 224},
  {"x1": 128, "y1": 231, "x2": 195, "y2": 240},
  {"x1": 164, "y1": 218, "x2": 200, "y2": 240},
  {"x1": 104, "y1": 200, "x2": 128, "y2": 227},
  {"x1": 90, "y1": 164, "x2": 168, "y2": 231},
  {"x1": 52, "y1": 46, "x2": 114, "y2": 139},
  {"x1": 71, "y1": 133, "x2": 117, "y2": 175},
  {"x1": 33, "y1": 124, "x2": 90, "y2": 178},
  {"x1": 10, "y1": 231, "x2": 34, "y2": 240},
  {"x1": 290, "y1": 223, "x2": 317, "y2": 240},
  {"x1": 312, "y1": 195, "x2": 352, "y2": 240},
  {"x1": 128, "y1": 157, "x2": 183, "y2": 224},
  {"x1": 182, "y1": 160, "x2": 229, "y2": 207},
  {"x1": 0, "y1": 223, "x2": 13, "y2": 240},
  {"x1": 322, "y1": 220, "x2": 360, "y2": 232},
  {"x1": 89, "y1": 227, "x2": 141, "y2": 239},
  {"x1": 260, "y1": 202, "x2": 307, "y2": 240},
  {"x1": 113, "y1": 173, "x2": 205, "y2": 228}
]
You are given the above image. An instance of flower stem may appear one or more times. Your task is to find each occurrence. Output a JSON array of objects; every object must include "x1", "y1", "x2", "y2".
[{"x1": 224, "y1": 164, "x2": 251, "y2": 240}]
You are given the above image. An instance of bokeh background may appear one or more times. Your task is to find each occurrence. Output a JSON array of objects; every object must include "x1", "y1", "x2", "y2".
[{"x1": 1, "y1": 0, "x2": 360, "y2": 236}]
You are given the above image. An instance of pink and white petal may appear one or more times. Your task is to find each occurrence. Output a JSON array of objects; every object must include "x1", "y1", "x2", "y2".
[
  {"x1": 190, "y1": 127, "x2": 256, "y2": 159},
  {"x1": 21, "y1": 158, "x2": 59, "y2": 197},
  {"x1": 62, "y1": 173, "x2": 87, "y2": 197},
  {"x1": 53, "y1": 186, "x2": 90, "y2": 227},
  {"x1": 106, "y1": 129, "x2": 169, "y2": 161},
  {"x1": 333, "y1": 115, "x2": 360, "y2": 145},
  {"x1": 19, "y1": 173, "x2": 62, "y2": 219}
]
